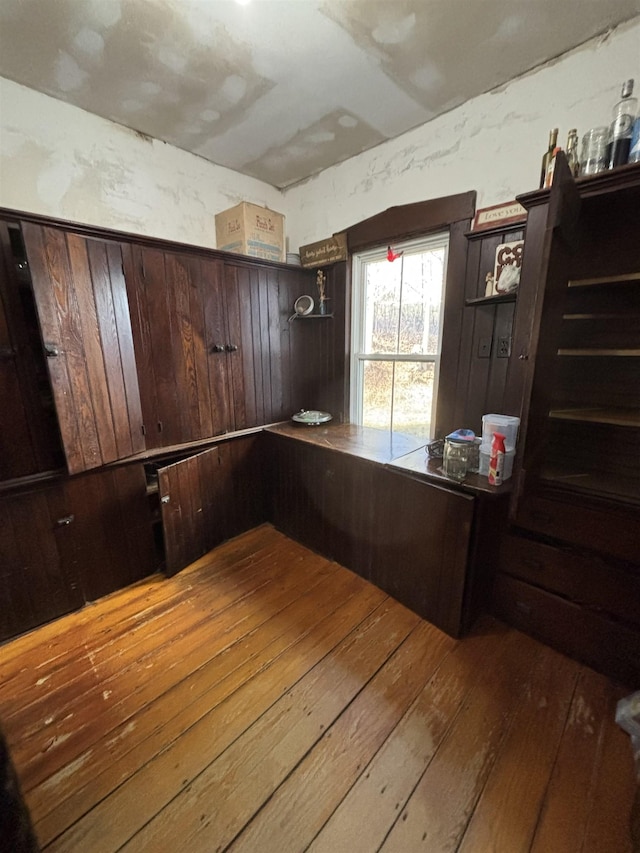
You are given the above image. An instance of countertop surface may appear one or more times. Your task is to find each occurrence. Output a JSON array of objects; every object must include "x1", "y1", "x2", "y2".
[
  {"x1": 266, "y1": 422, "x2": 425, "y2": 464},
  {"x1": 266, "y1": 422, "x2": 511, "y2": 497}
]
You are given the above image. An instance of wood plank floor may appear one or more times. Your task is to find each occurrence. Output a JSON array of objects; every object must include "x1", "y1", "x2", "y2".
[{"x1": 0, "y1": 523, "x2": 636, "y2": 852}]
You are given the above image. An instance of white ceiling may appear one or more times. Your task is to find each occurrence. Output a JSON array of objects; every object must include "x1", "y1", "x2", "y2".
[{"x1": 1, "y1": 0, "x2": 639, "y2": 189}]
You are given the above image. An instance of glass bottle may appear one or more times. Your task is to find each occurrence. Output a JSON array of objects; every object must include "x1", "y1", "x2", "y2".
[
  {"x1": 566, "y1": 128, "x2": 580, "y2": 177},
  {"x1": 606, "y1": 79, "x2": 637, "y2": 169},
  {"x1": 540, "y1": 128, "x2": 558, "y2": 188}
]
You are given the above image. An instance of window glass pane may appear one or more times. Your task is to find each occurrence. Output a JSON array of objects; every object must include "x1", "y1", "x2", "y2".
[
  {"x1": 361, "y1": 361, "x2": 436, "y2": 439},
  {"x1": 362, "y1": 247, "x2": 445, "y2": 355},
  {"x1": 390, "y1": 362, "x2": 436, "y2": 440},
  {"x1": 362, "y1": 360, "x2": 394, "y2": 431},
  {"x1": 398, "y1": 249, "x2": 445, "y2": 355},
  {"x1": 364, "y1": 261, "x2": 401, "y2": 354}
]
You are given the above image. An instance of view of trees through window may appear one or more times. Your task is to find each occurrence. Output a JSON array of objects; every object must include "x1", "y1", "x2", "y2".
[{"x1": 351, "y1": 236, "x2": 447, "y2": 439}]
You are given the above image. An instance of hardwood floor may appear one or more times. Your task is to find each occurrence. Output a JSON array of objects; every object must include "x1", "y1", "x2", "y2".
[{"x1": 0, "y1": 524, "x2": 636, "y2": 852}]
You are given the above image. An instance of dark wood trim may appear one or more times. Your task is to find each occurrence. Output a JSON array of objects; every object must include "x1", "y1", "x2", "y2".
[
  {"x1": 344, "y1": 191, "x2": 477, "y2": 252},
  {"x1": 0, "y1": 207, "x2": 307, "y2": 273},
  {"x1": 434, "y1": 218, "x2": 472, "y2": 438},
  {"x1": 517, "y1": 161, "x2": 640, "y2": 210}
]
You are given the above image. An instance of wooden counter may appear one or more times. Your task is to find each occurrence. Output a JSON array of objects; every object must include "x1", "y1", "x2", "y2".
[
  {"x1": 265, "y1": 422, "x2": 425, "y2": 464},
  {"x1": 264, "y1": 423, "x2": 508, "y2": 637},
  {"x1": 267, "y1": 422, "x2": 511, "y2": 496}
]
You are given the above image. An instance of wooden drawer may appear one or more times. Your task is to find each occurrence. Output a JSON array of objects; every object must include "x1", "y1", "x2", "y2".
[
  {"x1": 492, "y1": 573, "x2": 640, "y2": 687},
  {"x1": 515, "y1": 494, "x2": 640, "y2": 564},
  {"x1": 499, "y1": 532, "x2": 640, "y2": 629}
]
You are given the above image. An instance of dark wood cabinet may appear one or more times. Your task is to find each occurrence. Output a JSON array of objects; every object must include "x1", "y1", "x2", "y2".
[
  {"x1": 510, "y1": 158, "x2": 640, "y2": 540},
  {"x1": 265, "y1": 427, "x2": 492, "y2": 637},
  {"x1": 493, "y1": 157, "x2": 640, "y2": 684},
  {"x1": 123, "y1": 245, "x2": 233, "y2": 447},
  {"x1": 124, "y1": 246, "x2": 326, "y2": 447},
  {"x1": 0, "y1": 465, "x2": 156, "y2": 641},
  {"x1": 21, "y1": 224, "x2": 145, "y2": 474},
  {"x1": 0, "y1": 222, "x2": 65, "y2": 479}
]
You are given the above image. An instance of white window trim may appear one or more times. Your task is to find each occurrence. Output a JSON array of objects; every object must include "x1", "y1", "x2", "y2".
[{"x1": 349, "y1": 232, "x2": 449, "y2": 433}]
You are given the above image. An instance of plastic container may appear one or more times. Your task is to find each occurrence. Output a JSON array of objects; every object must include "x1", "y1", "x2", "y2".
[{"x1": 481, "y1": 414, "x2": 520, "y2": 451}]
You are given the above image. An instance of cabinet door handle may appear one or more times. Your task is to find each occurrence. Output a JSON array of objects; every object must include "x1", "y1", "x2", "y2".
[
  {"x1": 44, "y1": 342, "x2": 60, "y2": 358},
  {"x1": 211, "y1": 344, "x2": 225, "y2": 353},
  {"x1": 157, "y1": 421, "x2": 163, "y2": 433},
  {"x1": 55, "y1": 514, "x2": 75, "y2": 527},
  {"x1": 518, "y1": 351, "x2": 529, "y2": 360},
  {"x1": 225, "y1": 344, "x2": 238, "y2": 352}
]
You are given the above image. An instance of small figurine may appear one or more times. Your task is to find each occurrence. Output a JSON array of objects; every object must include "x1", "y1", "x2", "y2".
[
  {"x1": 316, "y1": 269, "x2": 327, "y2": 313},
  {"x1": 484, "y1": 272, "x2": 495, "y2": 297}
]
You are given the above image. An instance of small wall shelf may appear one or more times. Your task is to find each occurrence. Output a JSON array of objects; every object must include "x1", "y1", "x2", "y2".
[
  {"x1": 288, "y1": 313, "x2": 334, "y2": 322},
  {"x1": 465, "y1": 293, "x2": 517, "y2": 307}
]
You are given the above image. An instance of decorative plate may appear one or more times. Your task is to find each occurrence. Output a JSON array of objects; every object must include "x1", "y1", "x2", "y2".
[
  {"x1": 292, "y1": 409, "x2": 332, "y2": 425},
  {"x1": 294, "y1": 294, "x2": 314, "y2": 315}
]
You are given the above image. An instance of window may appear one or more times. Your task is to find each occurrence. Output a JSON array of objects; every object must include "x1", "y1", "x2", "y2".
[{"x1": 350, "y1": 233, "x2": 448, "y2": 439}]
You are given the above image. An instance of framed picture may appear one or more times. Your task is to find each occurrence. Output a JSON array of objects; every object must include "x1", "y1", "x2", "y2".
[{"x1": 492, "y1": 240, "x2": 524, "y2": 295}]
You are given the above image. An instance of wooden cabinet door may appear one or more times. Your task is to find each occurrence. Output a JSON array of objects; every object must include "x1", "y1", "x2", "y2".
[
  {"x1": 0, "y1": 484, "x2": 82, "y2": 641},
  {"x1": 507, "y1": 154, "x2": 581, "y2": 523},
  {"x1": 124, "y1": 246, "x2": 230, "y2": 447},
  {"x1": 157, "y1": 436, "x2": 266, "y2": 577},
  {"x1": 22, "y1": 224, "x2": 145, "y2": 474},
  {"x1": 0, "y1": 465, "x2": 156, "y2": 641},
  {"x1": 0, "y1": 222, "x2": 65, "y2": 479},
  {"x1": 158, "y1": 446, "x2": 221, "y2": 576},
  {"x1": 225, "y1": 263, "x2": 284, "y2": 430}
]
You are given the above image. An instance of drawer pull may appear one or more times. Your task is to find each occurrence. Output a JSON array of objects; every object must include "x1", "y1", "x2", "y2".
[{"x1": 55, "y1": 514, "x2": 75, "y2": 527}]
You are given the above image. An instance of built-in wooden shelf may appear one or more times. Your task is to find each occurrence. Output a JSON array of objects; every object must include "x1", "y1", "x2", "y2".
[
  {"x1": 540, "y1": 466, "x2": 640, "y2": 505},
  {"x1": 465, "y1": 293, "x2": 517, "y2": 307},
  {"x1": 557, "y1": 348, "x2": 640, "y2": 357},
  {"x1": 288, "y1": 313, "x2": 334, "y2": 322},
  {"x1": 568, "y1": 271, "x2": 640, "y2": 287},
  {"x1": 549, "y1": 407, "x2": 640, "y2": 428}
]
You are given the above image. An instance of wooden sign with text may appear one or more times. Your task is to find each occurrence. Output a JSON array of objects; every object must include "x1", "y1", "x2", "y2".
[{"x1": 299, "y1": 233, "x2": 348, "y2": 268}]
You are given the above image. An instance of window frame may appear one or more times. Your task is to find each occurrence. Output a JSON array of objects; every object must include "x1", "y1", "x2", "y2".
[{"x1": 349, "y1": 231, "x2": 449, "y2": 435}]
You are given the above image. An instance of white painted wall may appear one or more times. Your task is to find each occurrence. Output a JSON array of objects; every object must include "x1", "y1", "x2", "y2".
[
  {"x1": 0, "y1": 77, "x2": 283, "y2": 248},
  {"x1": 1, "y1": 17, "x2": 638, "y2": 252},
  {"x1": 284, "y1": 17, "x2": 640, "y2": 251}
]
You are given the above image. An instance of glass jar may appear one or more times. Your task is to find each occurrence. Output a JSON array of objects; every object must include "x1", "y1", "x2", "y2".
[{"x1": 443, "y1": 438, "x2": 469, "y2": 482}]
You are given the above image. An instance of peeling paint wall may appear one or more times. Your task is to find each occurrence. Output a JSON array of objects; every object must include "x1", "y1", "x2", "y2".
[
  {"x1": 0, "y1": 18, "x2": 638, "y2": 252},
  {"x1": 0, "y1": 77, "x2": 283, "y2": 248},
  {"x1": 284, "y1": 19, "x2": 640, "y2": 251}
]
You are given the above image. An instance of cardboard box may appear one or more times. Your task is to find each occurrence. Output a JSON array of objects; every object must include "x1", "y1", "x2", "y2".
[
  {"x1": 215, "y1": 202, "x2": 285, "y2": 263},
  {"x1": 299, "y1": 233, "x2": 348, "y2": 268}
]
